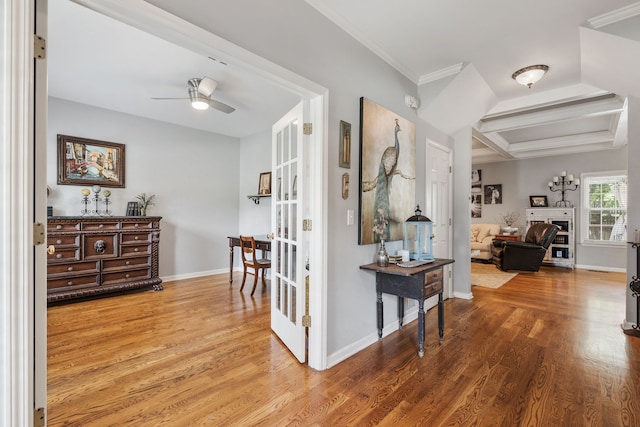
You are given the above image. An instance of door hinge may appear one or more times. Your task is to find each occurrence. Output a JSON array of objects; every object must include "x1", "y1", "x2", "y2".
[
  {"x1": 34, "y1": 35, "x2": 46, "y2": 59},
  {"x1": 449, "y1": 165, "x2": 452, "y2": 173},
  {"x1": 33, "y1": 222, "x2": 45, "y2": 246},
  {"x1": 303, "y1": 219, "x2": 312, "y2": 231},
  {"x1": 34, "y1": 408, "x2": 45, "y2": 427},
  {"x1": 303, "y1": 123, "x2": 313, "y2": 135},
  {"x1": 302, "y1": 276, "x2": 311, "y2": 327},
  {"x1": 449, "y1": 218, "x2": 452, "y2": 226}
]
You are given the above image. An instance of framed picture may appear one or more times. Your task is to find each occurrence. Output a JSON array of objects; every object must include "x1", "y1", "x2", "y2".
[
  {"x1": 529, "y1": 195, "x2": 549, "y2": 207},
  {"x1": 57, "y1": 134, "x2": 125, "y2": 187},
  {"x1": 339, "y1": 120, "x2": 351, "y2": 169},
  {"x1": 258, "y1": 172, "x2": 272, "y2": 195},
  {"x1": 484, "y1": 184, "x2": 502, "y2": 204},
  {"x1": 358, "y1": 97, "x2": 416, "y2": 245}
]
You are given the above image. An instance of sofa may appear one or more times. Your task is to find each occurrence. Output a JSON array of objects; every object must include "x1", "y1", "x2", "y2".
[{"x1": 471, "y1": 223, "x2": 501, "y2": 260}]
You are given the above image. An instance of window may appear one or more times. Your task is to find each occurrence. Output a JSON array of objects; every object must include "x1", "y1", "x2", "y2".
[{"x1": 580, "y1": 171, "x2": 627, "y2": 245}]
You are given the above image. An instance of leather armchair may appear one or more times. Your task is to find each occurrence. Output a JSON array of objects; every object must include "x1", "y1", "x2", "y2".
[{"x1": 491, "y1": 223, "x2": 560, "y2": 272}]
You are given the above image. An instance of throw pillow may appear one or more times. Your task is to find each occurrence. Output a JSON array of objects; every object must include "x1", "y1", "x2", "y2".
[
  {"x1": 471, "y1": 228, "x2": 480, "y2": 242},
  {"x1": 476, "y1": 227, "x2": 490, "y2": 242}
]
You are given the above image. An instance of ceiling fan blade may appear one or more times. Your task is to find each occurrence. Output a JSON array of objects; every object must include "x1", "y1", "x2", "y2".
[
  {"x1": 150, "y1": 97, "x2": 189, "y2": 100},
  {"x1": 198, "y1": 77, "x2": 218, "y2": 97},
  {"x1": 208, "y1": 98, "x2": 235, "y2": 114}
]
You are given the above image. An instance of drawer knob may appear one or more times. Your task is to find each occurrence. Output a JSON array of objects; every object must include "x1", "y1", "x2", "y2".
[
  {"x1": 67, "y1": 281, "x2": 73, "y2": 286},
  {"x1": 134, "y1": 236, "x2": 139, "y2": 240},
  {"x1": 56, "y1": 253, "x2": 62, "y2": 259},
  {"x1": 56, "y1": 239, "x2": 62, "y2": 244},
  {"x1": 125, "y1": 261, "x2": 130, "y2": 265},
  {"x1": 56, "y1": 225, "x2": 62, "y2": 230},
  {"x1": 67, "y1": 267, "x2": 73, "y2": 272},
  {"x1": 134, "y1": 248, "x2": 139, "y2": 252},
  {"x1": 125, "y1": 274, "x2": 130, "y2": 278},
  {"x1": 94, "y1": 240, "x2": 106, "y2": 254},
  {"x1": 134, "y1": 223, "x2": 139, "y2": 228},
  {"x1": 98, "y1": 224, "x2": 104, "y2": 228}
]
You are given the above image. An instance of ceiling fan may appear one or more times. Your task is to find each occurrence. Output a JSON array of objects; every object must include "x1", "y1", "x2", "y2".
[{"x1": 151, "y1": 77, "x2": 235, "y2": 114}]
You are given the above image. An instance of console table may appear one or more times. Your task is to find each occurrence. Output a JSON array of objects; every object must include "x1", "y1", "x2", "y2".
[
  {"x1": 227, "y1": 235, "x2": 271, "y2": 283},
  {"x1": 360, "y1": 258, "x2": 455, "y2": 357}
]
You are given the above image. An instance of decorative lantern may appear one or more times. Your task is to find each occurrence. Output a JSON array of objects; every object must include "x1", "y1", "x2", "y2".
[{"x1": 404, "y1": 205, "x2": 434, "y2": 261}]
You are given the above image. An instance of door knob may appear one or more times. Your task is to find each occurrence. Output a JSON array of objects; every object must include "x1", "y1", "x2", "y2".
[
  {"x1": 267, "y1": 233, "x2": 274, "y2": 240},
  {"x1": 47, "y1": 245, "x2": 55, "y2": 255}
]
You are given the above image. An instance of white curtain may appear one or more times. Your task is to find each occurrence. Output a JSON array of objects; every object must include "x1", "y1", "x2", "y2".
[{"x1": 610, "y1": 177, "x2": 627, "y2": 241}]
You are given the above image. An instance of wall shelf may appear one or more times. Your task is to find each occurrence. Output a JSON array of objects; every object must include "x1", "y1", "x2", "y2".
[{"x1": 247, "y1": 194, "x2": 271, "y2": 205}]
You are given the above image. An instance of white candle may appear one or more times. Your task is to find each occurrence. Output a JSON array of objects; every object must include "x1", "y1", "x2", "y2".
[
  {"x1": 561, "y1": 171, "x2": 566, "y2": 177},
  {"x1": 553, "y1": 176, "x2": 559, "y2": 183}
]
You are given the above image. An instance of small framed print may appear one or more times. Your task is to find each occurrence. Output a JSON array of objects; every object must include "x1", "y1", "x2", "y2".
[
  {"x1": 258, "y1": 172, "x2": 272, "y2": 195},
  {"x1": 339, "y1": 120, "x2": 351, "y2": 169},
  {"x1": 529, "y1": 195, "x2": 549, "y2": 207}
]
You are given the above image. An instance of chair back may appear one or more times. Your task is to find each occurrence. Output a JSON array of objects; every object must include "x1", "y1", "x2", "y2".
[
  {"x1": 525, "y1": 223, "x2": 560, "y2": 249},
  {"x1": 240, "y1": 235, "x2": 257, "y2": 266}
]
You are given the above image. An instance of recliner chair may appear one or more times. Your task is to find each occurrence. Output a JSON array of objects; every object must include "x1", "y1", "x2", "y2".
[{"x1": 491, "y1": 223, "x2": 560, "y2": 272}]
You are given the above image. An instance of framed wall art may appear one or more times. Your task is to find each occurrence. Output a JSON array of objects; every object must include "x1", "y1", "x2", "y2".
[
  {"x1": 484, "y1": 184, "x2": 502, "y2": 204},
  {"x1": 339, "y1": 120, "x2": 351, "y2": 169},
  {"x1": 358, "y1": 97, "x2": 416, "y2": 245},
  {"x1": 57, "y1": 134, "x2": 125, "y2": 188},
  {"x1": 529, "y1": 195, "x2": 549, "y2": 207},
  {"x1": 259, "y1": 172, "x2": 272, "y2": 195}
]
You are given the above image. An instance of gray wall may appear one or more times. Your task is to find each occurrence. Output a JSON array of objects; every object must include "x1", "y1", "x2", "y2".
[
  {"x1": 473, "y1": 147, "x2": 627, "y2": 270},
  {"x1": 47, "y1": 97, "x2": 241, "y2": 279}
]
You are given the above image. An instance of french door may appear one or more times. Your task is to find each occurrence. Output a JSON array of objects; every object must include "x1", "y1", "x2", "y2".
[{"x1": 271, "y1": 101, "x2": 307, "y2": 363}]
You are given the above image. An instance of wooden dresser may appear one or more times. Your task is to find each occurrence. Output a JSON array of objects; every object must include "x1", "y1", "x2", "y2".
[{"x1": 47, "y1": 216, "x2": 162, "y2": 303}]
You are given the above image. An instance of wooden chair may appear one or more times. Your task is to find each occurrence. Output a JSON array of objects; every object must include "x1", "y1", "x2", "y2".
[{"x1": 239, "y1": 235, "x2": 271, "y2": 295}]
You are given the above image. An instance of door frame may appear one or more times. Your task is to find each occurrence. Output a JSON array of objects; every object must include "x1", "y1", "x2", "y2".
[{"x1": 52, "y1": 0, "x2": 330, "y2": 370}]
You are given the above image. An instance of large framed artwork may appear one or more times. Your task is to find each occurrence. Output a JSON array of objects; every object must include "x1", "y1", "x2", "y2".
[
  {"x1": 358, "y1": 97, "x2": 416, "y2": 245},
  {"x1": 57, "y1": 134, "x2": 125, "y2": 188}
]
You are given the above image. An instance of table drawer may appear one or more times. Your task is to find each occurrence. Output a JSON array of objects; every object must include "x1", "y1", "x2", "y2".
[
  {"x1": 103, "y1": 256, "x2": 150, "y2": 271},
  {"x1": 424, "y1": 280, "x2": 442, "y2": 297},
  {"x1": 47, "y1": 274, "x2": 99, "y2": 291},
  {"x1": 48, "y1": 260, "x2": 99, "y2": 276},
  {"x1": 424, "y1": 268, "x2": 443, "y2": 284},
  {"x1": 121, "y1": 244, "x2": 151, "y2": 256},
  {"x1": 121, "y1": 232, "x2": 151, "y2": 244},
  {"x1": 121, "y1": 220, "x2": 155, "y2": 230},
  {"x1": 83, "y1": 233, "x2": 118, "y2": 259},
  {"x1": 48, "y1": 248, "x2": 80, "y2": 263},
  {"x1": 82, "y1": 221, "x2": 120, "y2": 231},
  {"x1": 102, "y1": 268, "x2": 151, "y2": 285},
  {"x1": 49, "y1": 221, "x2": 81, "y2": 232},
  {"x1": 47, "y1": 234, "x2": 80, "y2": 246}
]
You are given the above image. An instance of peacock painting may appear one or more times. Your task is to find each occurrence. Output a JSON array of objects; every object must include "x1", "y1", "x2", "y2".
[{"x1": 359, "y1": 98, "x2": 416, "y2": 245}]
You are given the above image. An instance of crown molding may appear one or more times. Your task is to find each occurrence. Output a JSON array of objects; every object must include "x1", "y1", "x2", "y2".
[
  {"x1": 418, "y1": 63, "x2": 465, "y2": 86},
  {"x1": 586, "y1": 2, "x2": 640, "y2": 29}
]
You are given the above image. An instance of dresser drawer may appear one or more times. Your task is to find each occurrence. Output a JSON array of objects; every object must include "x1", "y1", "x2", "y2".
[
  {"x1": 83, "y1": 233, "x2": 118, "y2": 259},
  {"x1": 47, "y1": 234, "x2": 80, "y2": 247},
  {"x1": 82, "y1": 221, "x2": 120, "y2": 231},
  {"x1": 48, "y1": 260, "x2": 99, "y2": 276},
  {"x1": 103, "y1": 256, "x2": 150, "y2": 271},
  {"x1": 48, "y1": 274, "x2": 99, "y2": 291},
  {"x1": 102, "y1": 268, "x2": 151, "y2": 285},
  {"x1": 49, "y1": 220, "x2": 81, "y2": 232},
  {"x1": 424, "y1": 280, "x2": 442, "y2": 297},
  {"x1": 48, "y1": 248, "x2": 80, "y2": 263},
  {"x1": 121, "y1": 244, "x2": 151, "y2": 256},
  {"x1": 121, "y1": 220, "x2": 155, "y2": 230},
  {"x1": 121, "y1": 232, "x2": 151, "y2": 244},
  {"x1": 424, "y1": 268, "x2": 443, "y2": 285}
]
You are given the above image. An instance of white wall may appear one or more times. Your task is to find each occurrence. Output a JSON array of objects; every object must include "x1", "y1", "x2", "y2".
[
  {"x1": 473, "y1": 147, "x2": 627, "y2": 270},
  {"x1": 238, "y1": 129, "x2": 272, "y2": 236},
  {"x1": 47, "y1": 97, "x2": 241, "y2": 279}
]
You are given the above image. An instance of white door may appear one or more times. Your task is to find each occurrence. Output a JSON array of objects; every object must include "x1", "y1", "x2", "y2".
[
  {"x1": 426, "y1": 141, "x2": 453, "y2": 298},
  {"x1": 271, "y1": 101, "x2": 307, "y2": 363}
]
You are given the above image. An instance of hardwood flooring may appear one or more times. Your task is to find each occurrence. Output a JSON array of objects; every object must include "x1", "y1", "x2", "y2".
[{"x1": 47, "y1": 267, "x2": 640, "y2": 426}]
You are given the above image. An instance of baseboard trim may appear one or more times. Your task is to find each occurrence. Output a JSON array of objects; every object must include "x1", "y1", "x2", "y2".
[
  {"x1": 161, "y1": 267, "x2": 236, "y2": 283},
  {"x1": 574, "y1": 264, "x2": 626, "y2": 273},
  {"x1": 453, "y1": 291, "x2": 474, "y2": 300}
]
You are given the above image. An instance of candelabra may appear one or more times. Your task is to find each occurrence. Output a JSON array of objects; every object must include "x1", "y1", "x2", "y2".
[{"x1": 548, "y1": 171, "x2": 579, "y2": 207}]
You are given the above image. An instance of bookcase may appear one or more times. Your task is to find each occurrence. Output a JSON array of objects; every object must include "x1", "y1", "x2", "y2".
[{"x1": 525, "y1": 208, "x2": 575, "y2": 269}]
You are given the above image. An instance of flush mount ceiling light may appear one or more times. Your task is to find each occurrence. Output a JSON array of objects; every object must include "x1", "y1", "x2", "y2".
[{"x1": 512, "y1": 64, "x2": 549, "y2": 88}]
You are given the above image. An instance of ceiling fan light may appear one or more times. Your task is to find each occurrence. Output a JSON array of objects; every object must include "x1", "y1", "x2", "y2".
[
  {"x1": 191, "y1": 99, "x2": 209, "y2": 110},
  {"x1": 512, "y1": 64, "x2": 549, "y2": 88},
  {"x1": 188, "y1": 88, "x2": 209, "y2": 110}
]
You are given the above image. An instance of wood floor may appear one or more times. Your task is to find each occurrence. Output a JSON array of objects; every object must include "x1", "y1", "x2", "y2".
[{"x1": 47, "y1": 267, "x2": 640, "y2": 426}]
